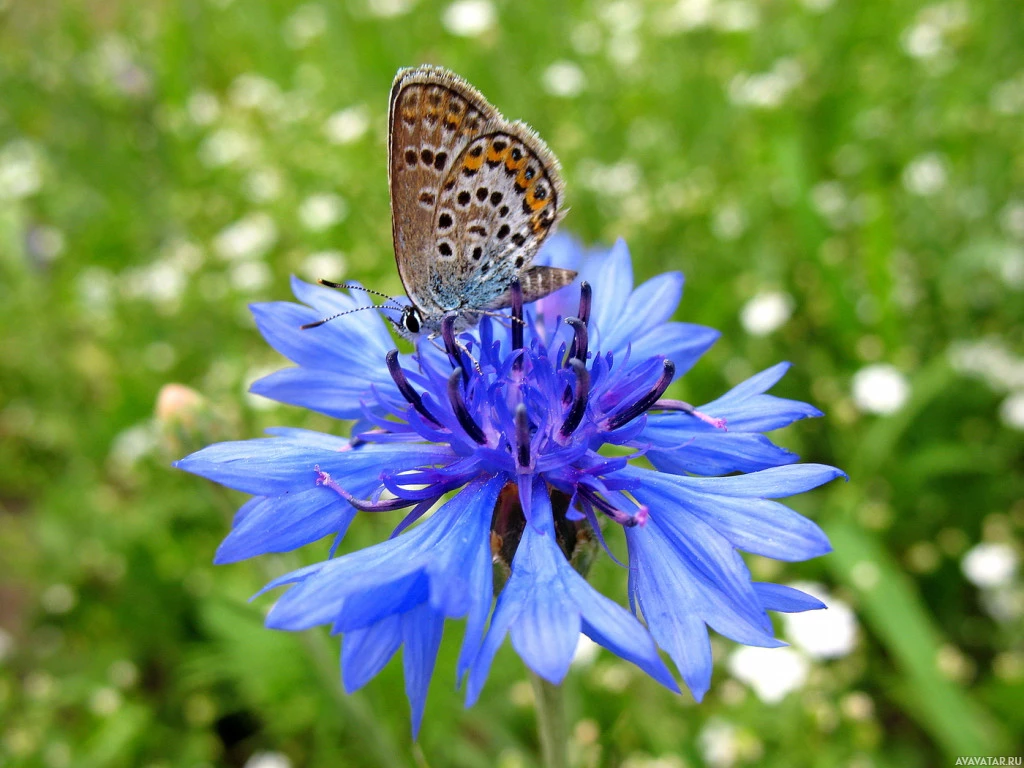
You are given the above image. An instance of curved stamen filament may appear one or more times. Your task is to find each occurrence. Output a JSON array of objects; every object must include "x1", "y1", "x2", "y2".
[
  {"x1": 578, "y1": 486, "x2": 648, "y2": 527},
  {"x1": 559, "y1": 358, "x2": 591, "y2": 438},
  {"x1": 315, "y1": 466, "x2": 420, "y2": 511},
  {"x1": 606, "y1": 360, "x2": 676, "y2": 431},
  {"x1": 386, "y1": 349, "x2": 441, "y2": 426},
  {"x1": 653, "y1": 399, "x2": 728, "y2": 430},
  {"x1": 441, "y1": 314, "x2": 472, "y2": 382},
  {"x1": 447, "y1": 369, "x2": 487, "y2": 444},
  {"x1": 565, "y1": 317, "x2": 589, "y2": 366}
]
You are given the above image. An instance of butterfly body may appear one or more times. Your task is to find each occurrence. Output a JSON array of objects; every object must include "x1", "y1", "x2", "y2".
[{"x1": 387, "y1": 65, "x2": 576, "y2": 338}]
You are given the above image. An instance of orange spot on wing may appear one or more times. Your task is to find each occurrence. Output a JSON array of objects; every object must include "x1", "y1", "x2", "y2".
[{"x1": 463, "y1": 153, "x2": 484, "y2": 172}]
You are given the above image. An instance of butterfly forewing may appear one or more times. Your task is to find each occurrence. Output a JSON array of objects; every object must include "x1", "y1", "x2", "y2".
[
  {"x1": 388, "y1": 67, "x2": 498, "y2": 314},
  {"x1": 429, "y1": 126, "x2": 566, "y2": 312},
  {"x1": 388, "y1": 66, "x2": 575, "y2": 334}
]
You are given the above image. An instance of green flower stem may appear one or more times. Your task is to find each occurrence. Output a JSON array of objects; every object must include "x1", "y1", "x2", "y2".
[{"x1": 528, "y1": 670, "x2": 568, "y2": 768}]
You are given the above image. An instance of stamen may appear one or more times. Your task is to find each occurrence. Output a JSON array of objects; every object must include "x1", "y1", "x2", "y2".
[
  {"x1": 578, "y1": 486, "x2": 648, "y2": 527},
  {"x1": 447, "y1": 369, "x2": 487, "y2": 444},
  {"x1": 576, "y1": 281, "x2": 592, "y2": 327},
  {"x1": 510, "y1": 277, "x2": 524, "y2": 352},
  {"x1": 606, "y1": 360, "x2": 676, "y2": 431},
  {"x1": 390, "y1": 498, "x2": 436, "y2": 539},
  {"x1": 315, "y1": 466, "x2": 418, "y2": 511},
  {"x1": 565, "y1": 317, "x2": 589, "y2": 366},
  {"x1": 653, "y1": 399, "x2": 728, "y2": 430},
  {"x1": 559, "y1": 358, "x2": 591, "y2": 438},
  {"x1": 385, "y1": 350, "x2": 441, "y2": 426},
  {"x1": 514, "y1": 403, "x2": 531, "y2": 468},
  {"x1": 441, "y1": 314, "x2": 472, "y2": 382}
]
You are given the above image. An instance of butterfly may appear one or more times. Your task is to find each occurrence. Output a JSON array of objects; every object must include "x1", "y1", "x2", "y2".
[{"x1": 305, "y1": 66, "x2": 576, "y2": 338}]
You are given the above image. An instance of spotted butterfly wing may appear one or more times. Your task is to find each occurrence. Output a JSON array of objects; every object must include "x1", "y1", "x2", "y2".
[{"x1": 388, "y1": 66, "x2": 575, "y2": 334}]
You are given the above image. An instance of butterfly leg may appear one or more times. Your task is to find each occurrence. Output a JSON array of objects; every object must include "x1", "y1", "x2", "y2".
[{"x1": 426, "y1": 331, "x2": 484, "y2": 374}]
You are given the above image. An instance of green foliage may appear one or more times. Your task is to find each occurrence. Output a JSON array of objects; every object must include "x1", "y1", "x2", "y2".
[{"x1": 1, "y1": 0, "x2": 1021, "y2": 765}]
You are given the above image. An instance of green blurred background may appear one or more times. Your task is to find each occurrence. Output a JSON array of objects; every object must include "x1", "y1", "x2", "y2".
[{"x1": 1, "y1": 0, "x2": 1022, "y2": 766}]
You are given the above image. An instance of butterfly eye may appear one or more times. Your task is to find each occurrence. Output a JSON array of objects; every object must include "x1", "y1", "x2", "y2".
[{"x1": 403, "y1": 308, "x2": 421, "y2": 335}]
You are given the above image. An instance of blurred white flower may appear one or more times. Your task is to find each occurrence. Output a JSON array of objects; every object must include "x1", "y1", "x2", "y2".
[
  {"x1": 711, "y1": 202, "x2": 747, "y2": 241},
  {"x1": 578, "y1": 160, "x2": 642, "y2": 197},
  {"x1": 902, "y1": 153, "x2": 948, "y2": 196},
  {"x1": 187, "y1": 90, "x2": 221, "y2": 126},
  {"x1": 729, "y1": 60, "x2": 803, "y2": 109},
  {"x1": 198, "y1": 128, "x2": 255, "y2": 168},
  {"x1": 948, "y1": 338, "x2": 1024, "y2": 392},
  {"x1": 851, "y1": 364, "x2": 910, "y2": 415},
  {"x1": 1000, "y1": 200, "x2": 1024, "y2": 240},
  {"x1": 109, "y1": 423, "x2": 159, "y2": 469},
  {"x1": 120, "y1": 260, "x2": 187, "y2": 307},
  {"x1": 367, "y1": 0, "x2": 416, "y2": 17},
  {"x1": 740, "y1": 291, "x2": 794, "y2": 336},
  {"x1": 442, "y1": 0, "x2": 495, "y2": 36},
  {"x1": 712, "y1": 0, "x2": 758, "y2": 31},
  {"x1": 89, "y1": 687, "x2": 122, "y2": 716},
  {"x1": 727, "y1": 646, "x2": 809, "y2": 704},
  {"x1": 230, "y1": 73, "x2": 283, "y2": 113},
  {"x1": 699, "y1": 719, "x2": 741, "y2": 768},
  {"x1": 302, "y1": 250, "x2": 348, "y2": 281},
  {"x1": 41, "y1": 584, "x2": 77, "y2": 615},
  {"x1": 245, "y1": 753, "x2": 292, "y2": 768},
  {"x1": 783, "y1": 582, "x2": 858, "y2": 659},
  {"x1": 901, "y1": 2, "x2": 968, "y2": 61},
  {"x1": 990, "y1": 75, "x2": 1024, "y2": 116},
  {"x1": 542, "y1": 61, "x2": 586, "y2": 98},
  {"x1": 214, "y1": 213, "x2": 278, "y2": 260},
  {"x1": 811, "y1": 180, "x2": 849, "y2": 227},
  {"x1": 283, "y1": 4, "x2": 327, "y2": 49},
  {"x1": 298, "y1": 193, "x2": 347, "y2": 231},
  {"x1": 324, "y1": 104, "x2": 371, "y2": 145},
  {"x1": 231, "y1": 260, "x2": 273, "y2": 293},
  {"x1": 1000, "y1": 392, "x2": 1024, "y2": 430},
  {"x1": 0, "y1": 140, "x2": 44, "y2": 200},
  {"x1": 962, "y1": 543, "x2": 1019, "y2": 589},
  {"x1": 244, "y1": 168, "x2": 284, "y2": 203}
]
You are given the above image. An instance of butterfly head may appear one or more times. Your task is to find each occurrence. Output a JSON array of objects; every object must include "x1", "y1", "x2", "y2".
[{"x1": 396, "y1": 304, "x2": 425, "y2": 338}]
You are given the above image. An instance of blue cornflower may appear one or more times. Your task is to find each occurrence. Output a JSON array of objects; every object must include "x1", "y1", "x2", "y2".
[{"x1": 176, "y1": 234, "x2": 844, "y2": 735}]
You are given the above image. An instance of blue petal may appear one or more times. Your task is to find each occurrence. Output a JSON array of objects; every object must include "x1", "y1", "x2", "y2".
[
  {"x1": 754, "y1": 582, "x2": 827, "y2": 613},
  {"x1": 698, "y1": 362, "x2": 823, "y2": 432},
  {"x1": 626, "y1": 523, "x2": 715, "y2": 700},
  {"x1": 402, "y1": 603, "x2": 445, "y2": 739},
  {"x1": 342, "y1": 613, "x2": 402, "y2": 693},
  {"x1": 214, "y1": 486, "x2": 356, "y2": 563},
  {"x1": 672, "y1": 463, "x2": 847, "y2": 498},
  {"x1": 630, "y1": 323, "x2": 720, "y2": 378},
  {"x1": 586, "y1": 239, "x2": 634, "y2": 336},
  {"x1": 261, "y1": 477, "x2": 500, "y2": 634},
  {"x1": 599, "y1": 272, "x2": 683, "y2": 354},
  {"x1": 631, "y1": 483, "x2": 778, "y2": 637},
  {"x1": 175, "y1": 438, "x2": 452, "y2": 496},
  {"x1": 250, "y1": 367, "x2": 390, "y2": 421},
  {"x1": 648, "y1": 433, "x2": 799, "y2": 476},
  {"x1": 624, "y1": 465, "x2": 835, "y2": 561},
  {"x1": 468, "y1": 478, "x2": 675, "y2": 702}
]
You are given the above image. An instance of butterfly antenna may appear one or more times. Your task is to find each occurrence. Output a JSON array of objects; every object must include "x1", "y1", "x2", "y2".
[
  {"x1": 300, "y1": 304, "x2": 404, "y2": 330},
  {"x1": 318, "y1": 279, "x2": 399, "y2": 303}
]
